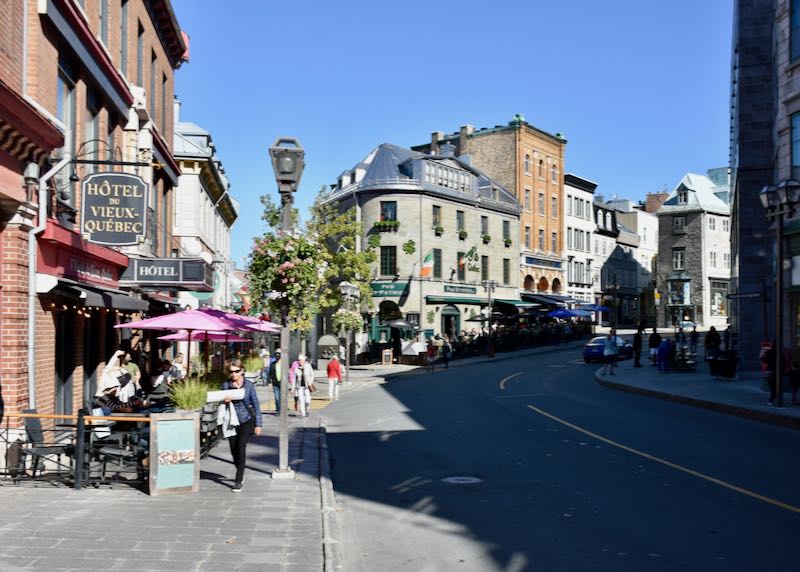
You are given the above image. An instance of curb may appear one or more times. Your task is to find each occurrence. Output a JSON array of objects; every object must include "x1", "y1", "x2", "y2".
[
  {"x1": 319, "y1": 418, "x2": 344, "y2": 572},
  {"x1": 595, "y1": 372, "x2": 800, "y2": 431}
]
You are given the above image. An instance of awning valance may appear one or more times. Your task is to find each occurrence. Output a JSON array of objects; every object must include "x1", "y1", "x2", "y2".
[{"x1": 49, "y1": 279, "x2": 148, "y2": 312}]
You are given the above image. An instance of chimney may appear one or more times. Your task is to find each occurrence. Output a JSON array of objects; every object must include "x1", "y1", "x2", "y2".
[
  {"x1": 644, "y1": 192, "x2": 670, "y2": 213},
  {"x1": 430, "y1": 131, "x2": 444, "y2": 154},
  {"x1": 460, "y1": 124, "x2": 475, "y2": 141},
  {"x1": 174, "y1": 97, "x2": 181, "y2": 124}
]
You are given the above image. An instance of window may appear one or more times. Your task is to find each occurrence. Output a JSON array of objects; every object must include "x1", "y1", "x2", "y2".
[
  {"x1": 551, "y1": 196, "x2": 558, "y2": 218},
  {"x1": 538, "y1": 228, "x2": 545, "y2": 250},
  {"x1": 524, "y1": 189, "x2": 531, "y2": 210},
  {"x1": 481, "y1": 256, "x2": 489, "y2": 281},
  {"x1": 709, "y1": 216, "x2": 716, "y2": 231},
  {"x1": 672, "y1": 248, "x2": 686, "y2": 271},
  {"x1": 594, "y1": 239, "x2": 599, "y2": 254},
  {"x1": 792, "y1": 0, "x2": 800, "y2": 62},
  {"x1": 524, "y1": 154, "x2": 530, "y2": 174},
  {"x1": 677, "y1": 189, "x2": 688, "y2": 204},
  {"x1": 567, "y1": 195, "x2": 573, "y2": 216},
  {"x1": 85, "y1": 90, "x2": 100, "y2": 174},
  {"x1": 136, "y1": 21, "x2": 143, "y2": 85},
  {"x1": 107, "y1": 115, "x2": 116, "y2": 160},
  {"x1": 724, "y1": 253, "x2": 731, "y2": 269},
  {"x1": 502, "y1": 220, "x2": 510, "y2": 241},
  {"x1": 524, "y1": 226, "x2": 531, "y2": 249},
  {"x1": 710, "y1": 281, "x2": 729, "y2": 316},
  {"x1": 457, "y1": 252, "x2": 465, "y2": 281},
  {"x1": 567, "y1": 227, "x2": 573, "y2": 249},
  {"x1": 722, "y1": 218, "x2": 729, "y2": 232},
  {"x1": 503, "y1": 259, "x2": 510, "y2": 285},
  {"x1": 538, "y1": 192, "x2": 544, "y2": 215},
  {"x1": 432, "y1": 205, "x2": 441, "y2": 227},
  {"x1": 56, "y1": 60, "x2": 76, "y2": 208},
  {"x1": 481, "y1": 216, "x2": 488, "y2": 236},
  {"x1": 150, "y1": 50, "x2": 157, "y2": 123},
  {"x1": 673, "y1": 216, "x2": 686, "y2": 232},
  {"x1": 380, "y1": 201, "x2": 397, "y2": 221},
  {"x1": 538, "y1": 160, "x2": 543, "y2": 178},
  {"x1": 99, "y1": 0, "x2": 109, "y2": 45},
  {"x1": 380, "y1": 246, "x2": 397, "y2": 276},
  {"x1": 120, "y1": 0, "x2": 128, "y2": 75},
  {"x1": 710, "y1": 251, "x2": 717, "y2": 268},
  {"x1": 550, "y1": 164, "x2": 557, "y2": 183},
  {"x1": 551, "y1": 232, "x2": 557, "y2": 252},
  {"x1": 161, "y1": 73, "x2": 167, "y2": 134},
  {"x1": 793, "y1": 112, "x2": 800, "y2": 179},
  {"x1": 406, "y1": 313, "x2": 420, "y2": 327},
  {"x1": 456, "y1": 210, "x2": 465, "y2": 232},
  {"x1": 433, "y1": 248, "x2": 442, "y2": 279}
]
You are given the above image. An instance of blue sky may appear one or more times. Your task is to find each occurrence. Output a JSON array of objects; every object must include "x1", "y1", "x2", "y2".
[{"x1": 171, "y1": 0, "x2": 733, "y2": 266}]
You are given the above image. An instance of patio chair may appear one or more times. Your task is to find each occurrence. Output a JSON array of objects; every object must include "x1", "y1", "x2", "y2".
[{"x1": 17, "y1": 409, "x2": 75, "y2": 482}]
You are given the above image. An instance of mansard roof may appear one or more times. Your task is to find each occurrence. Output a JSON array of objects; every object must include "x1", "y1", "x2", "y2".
[{"x1": 657, "y1": 172, "x2": 730, "y2": 216}]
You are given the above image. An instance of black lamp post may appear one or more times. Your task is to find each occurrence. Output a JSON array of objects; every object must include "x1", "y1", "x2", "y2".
[
  {"x1": 759, "y1": 179, "x2": 800, "y2": 407},
  {"x1": 338, "y1": 281, "x2": 360, "y2": 384},
  {"x1": 269, "y1": 137, "x2": 304, "y2": 478}
]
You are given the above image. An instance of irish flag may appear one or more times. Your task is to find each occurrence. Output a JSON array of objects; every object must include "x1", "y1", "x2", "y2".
[{"x1": 420, "y1": 249, "x2": 435, "y2": 277}]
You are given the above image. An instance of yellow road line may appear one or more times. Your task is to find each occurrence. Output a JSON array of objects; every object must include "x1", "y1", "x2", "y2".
[
  {"x1": 526, "y1": 404, "x2": 800, "y2": 516},
  {"x1": 499, "y1": 372, "x2": 523, "y2": 390}
]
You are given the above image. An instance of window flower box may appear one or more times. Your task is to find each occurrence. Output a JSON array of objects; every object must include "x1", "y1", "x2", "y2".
[
  {"x1": 504, "y1": 238, "x2": 513, "y2": 247},
  {"x1": 482, "y1": 234, "x2": 491, "y2": 244},
  {"x1": 434, "y1": 225, "x2": 444, "y2": 236},
  {"x1": 458, "y1": 230, "x2": 468, "y2": 240},
  {"x1": 373, "y1": 220, "x2": 400, "y2": 232}
]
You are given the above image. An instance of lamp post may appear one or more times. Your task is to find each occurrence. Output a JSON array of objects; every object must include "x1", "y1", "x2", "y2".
[
  {"x1": 759, "y1": 179, "x2": 800, "y2": 407},
  {"x1": 269, "y1": 137, "x2": 304, "y2": 478},
  {"x1": 481, "y1": 279, "x2": 498, "y2": 357},
  {"x1": 338, "y1": 281, "x2": 360, "y2": 384}
]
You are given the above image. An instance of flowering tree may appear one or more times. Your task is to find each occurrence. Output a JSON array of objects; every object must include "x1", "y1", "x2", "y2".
[{"x1": 332, "y1": 308, "x2": 363, "y2": 334}]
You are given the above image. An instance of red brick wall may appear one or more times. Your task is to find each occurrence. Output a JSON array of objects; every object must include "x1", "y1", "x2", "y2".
[{"x1": 0, "y1": 0, "x2": 24, "y2": 93}]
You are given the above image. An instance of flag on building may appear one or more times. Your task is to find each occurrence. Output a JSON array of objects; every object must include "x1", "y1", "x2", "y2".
[
  {"x1": 420, "y1": 249, "x2": 435, "y2": 277},
  {"x1": 458, "y1": 246, "x2": 477, "y2": 268}
]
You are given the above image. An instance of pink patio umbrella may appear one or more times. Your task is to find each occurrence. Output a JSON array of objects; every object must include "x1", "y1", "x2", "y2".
[
  {"x1": 196, "y1": 308, "x2": 281, "y2": 333},
  {"x1": 158, "y1": 331, "x2": 250, "y2": 343},
  {"x1": 115, "y1": 309, "x2": 239, "y2": 375}
]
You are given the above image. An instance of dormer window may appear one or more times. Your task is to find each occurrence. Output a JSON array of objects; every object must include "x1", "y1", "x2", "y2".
[{"x1": 677, "y1": 189, "x2": 688, "y2": 204}]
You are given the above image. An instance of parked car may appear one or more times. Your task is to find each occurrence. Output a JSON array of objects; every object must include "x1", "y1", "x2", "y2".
[{"x1": 583, "y1": 336, "x2": 633, "y2": 363}]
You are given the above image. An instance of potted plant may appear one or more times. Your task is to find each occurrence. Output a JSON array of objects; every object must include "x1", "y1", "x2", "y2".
[
  {"x1": 434, "y1": 225, "x2": 444, "y2": 236},
  {"x1": 458, "y1": 230, "x2": 468, "y2": 240},
  {"x1": 482, "y1": 234, "x2": 491, "y2": 244},
  {"x1": 504, "y1": 238, "x2": 513, "y2": 247},
  {"x1": 373, "y1": 220, "x2": 400, "y2": 232},
  {"x1": 169, "y1": 377, "x2": 214, "y2": 412},
  {"x1": 243, "y1": 354, "x2": 264, "y2": 379}
]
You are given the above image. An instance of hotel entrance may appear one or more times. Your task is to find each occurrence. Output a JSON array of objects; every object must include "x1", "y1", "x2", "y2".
[{"x1": 441, "y1": 305, "x2": 461, "y2": 337}]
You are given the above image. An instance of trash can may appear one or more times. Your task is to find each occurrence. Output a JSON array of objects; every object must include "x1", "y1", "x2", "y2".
[{"x1": 708, "y1": 350, "x2": 738, "y2": 379}]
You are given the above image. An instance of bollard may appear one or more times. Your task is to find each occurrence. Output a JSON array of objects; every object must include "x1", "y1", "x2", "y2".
[{"x1": 73, "y1": 408, "x2": 86, "y2": 491}]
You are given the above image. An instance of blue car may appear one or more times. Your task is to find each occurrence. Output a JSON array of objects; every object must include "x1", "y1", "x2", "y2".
[{"x1": 583, "y1": 336, "x2": 633, "y2": 363}]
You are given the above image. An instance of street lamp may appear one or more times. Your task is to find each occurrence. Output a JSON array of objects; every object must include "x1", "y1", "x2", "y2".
[
  {"x1": 338, "y1": 281, "x2": 360, "y2": 384},
  {"x1": 481, "y1": 279, "x2": 498, "y2": 357},
  {"x1": 269, "y1": 137, "x2": 304, "y2": 479},
  {"x1": 759, "y1": 179, "x2": 800, "y2": 407}
]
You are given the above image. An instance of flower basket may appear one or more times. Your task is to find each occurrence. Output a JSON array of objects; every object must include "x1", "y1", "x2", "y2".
[
  {"x1": 482, "y1": 234, "x2": 491, "y2": 244},
  {"x1": 458, "y1": 230, "x2": 468, "y2": 240},
  {"x1": 373, "y1": 220, "x2": 400, "y2": 232},
  {"x1": 332, "y1": 308, "x2": 362, "y2": 332},
  {"x1": 504, "y1": 238, "x2": 513, "y2": 247},
  {"x1": 434, "y1": 226, "x2": 444, "y2": 236}
]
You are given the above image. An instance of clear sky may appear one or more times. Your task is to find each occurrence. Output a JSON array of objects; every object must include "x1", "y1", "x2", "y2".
[{"x1": 171, "y1": 0, "x2": 733, "y2": 267}]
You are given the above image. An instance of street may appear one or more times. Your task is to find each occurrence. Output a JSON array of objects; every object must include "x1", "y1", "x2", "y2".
[{"x1": 323, "y1": 346, "x2": 800, "y2": 572}]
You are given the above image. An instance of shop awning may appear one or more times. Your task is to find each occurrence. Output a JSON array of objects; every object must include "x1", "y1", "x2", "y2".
[
  {"x1": 521, "y1": 293, "x2": 582, "y2": 306},
  {"x1": 495, "y1": 299, "x2": 539, "y2": 308},
  {"x1": 426, "y1": 295, "x2": 485, "y2": 305},
  {"x1": 48, "y1": 279, "x2": 149, "y2": 312}
]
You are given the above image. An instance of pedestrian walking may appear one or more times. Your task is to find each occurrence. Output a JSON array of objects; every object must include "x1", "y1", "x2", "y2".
[
  {"x1": 222, "y1": 358, "x2": 262, "y2": 492},
  {"x1": 675, "y1": 328, "x2": 687, "y2": 351},
  {"x1": 602, "y1": 330, "x2": 619, "y2": 375},
  {"x1": 723, "y1": 327, "x2": 731, "y2": 351},
  {"x1": 259, "y1": 345, "x2": 270, "y2": 387},
  {"x1": 441, "y1": 340, "x2": 451, "y2": 369},
  {"x1": 268, "y1": 349, "x2": 283, "y2": 414},
  {"x1": 705, "y1": 326, "x2": 721, "y2": 359},
  {"x1": 689, "y1": 328, "x2": 699, "y2": 355},
  {"x1": 426, "y1": 339, "x2": 437, "y2": 372},
  {"x1": 648, "y1": 328, "x2": 662, "y2": 366},
  {"x1": 327, "y1": 355, "x2": 342, "y2": 401},
  {"x1": 761, "y1": 340, "x2": 777, "y2": 406},
  {"x1": 633, "y1": 329, "x2": 643, "y2": 367},
  {"x1": 290, "y1": 354, "x2": 316, "y2": 418}
]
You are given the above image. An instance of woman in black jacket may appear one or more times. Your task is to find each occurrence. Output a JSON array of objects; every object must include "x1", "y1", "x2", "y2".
[{"x1": 223, "y1": 358, "x2": 262, "y2": 492}]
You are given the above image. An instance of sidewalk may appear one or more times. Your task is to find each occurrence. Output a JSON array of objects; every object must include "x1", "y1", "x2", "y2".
[{"x1": 595, "y1": 358, "x2": 800, "y2": 430}]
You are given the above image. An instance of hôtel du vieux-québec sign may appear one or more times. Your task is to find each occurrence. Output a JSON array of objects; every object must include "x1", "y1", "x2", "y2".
[{"x1": 80, "y1": 172, "x2": 149, "y2": 246}]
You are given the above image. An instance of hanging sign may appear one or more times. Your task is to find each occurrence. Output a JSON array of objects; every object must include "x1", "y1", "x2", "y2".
[{"x1": 80, "y1": 172, "x2": 149, "y2": 246}]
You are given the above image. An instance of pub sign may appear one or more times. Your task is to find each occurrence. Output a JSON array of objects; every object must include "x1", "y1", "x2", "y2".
[{"x1": 80, "y1": 172, "x2": 149, "y2": 246}]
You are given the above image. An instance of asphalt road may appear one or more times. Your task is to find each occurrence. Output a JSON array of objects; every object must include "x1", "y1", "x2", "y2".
[{"x1": 323, "y1": 346, "x2": 800, "y2": 572}]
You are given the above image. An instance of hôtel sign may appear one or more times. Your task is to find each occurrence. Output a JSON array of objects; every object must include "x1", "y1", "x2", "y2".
[{"x1": 80, "y1": 172, "x2": 149, "y2": 246}]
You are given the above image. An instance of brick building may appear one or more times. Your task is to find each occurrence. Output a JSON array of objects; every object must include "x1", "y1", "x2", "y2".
[
  {"x1": 414, "y1": 114, "x2": 568, "y2": 298},
  {"x1": 0, "y1": 0, "x2": 187, "y2": 426}
]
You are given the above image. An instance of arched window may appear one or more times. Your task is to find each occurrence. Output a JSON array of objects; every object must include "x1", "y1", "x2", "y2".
[
  {"x1": 550, "y1": 164, "x2": 557, "y2": 183},
  {"x1": 606, "y1": 212, "x2": 612, "y2": 228},
  {"x1": 524, "y1": 154, "x2": 531, "y2": 174},
  {"x1": 538, "y1": 160, "x2": 544, "y2": 177},
  {"x1": 523, "y1": 275, "x2": 534, "y2": 291}
]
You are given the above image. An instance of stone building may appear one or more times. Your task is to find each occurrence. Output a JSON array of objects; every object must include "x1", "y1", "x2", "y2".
[
  {"x1": 593, "y1": 201, "x2": 638, "y2": 327},
  {"x1": 656, "y1": 171, "x2": 731, "y2": 330},
  {"x1": 323, "y1": 143, "x2": 522, "y2": 348},
  {"x1": 172, "y1": 99, "x2": 239, "y2": 312},
  {"x1": 730, "y1": 0, "x2": 800, "y2": 376},
  {"x1": 563, "y1": 174, "x2": 597, "y2": 303},
  {"x1": 0, "y1": 0, "x2": 188, "y2": 422},
  {"x1": 413, "y1": 114, "x2": 567, "y2": 296}
]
